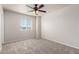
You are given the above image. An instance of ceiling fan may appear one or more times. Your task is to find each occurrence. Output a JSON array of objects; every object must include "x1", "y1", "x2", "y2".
[{"x1": 26, "y1": 4, "x2": 46, "y2": 15}]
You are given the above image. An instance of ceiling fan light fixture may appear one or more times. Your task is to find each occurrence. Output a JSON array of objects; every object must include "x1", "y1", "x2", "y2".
[{"x1": 26, "y1": 4, "x2": 46, "y2": 15}]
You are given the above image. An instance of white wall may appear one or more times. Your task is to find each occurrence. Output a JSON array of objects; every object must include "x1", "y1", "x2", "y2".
[
  {"x1": 36, "y1": 16, "x2": 41, "y2": 39},
  {"x1": 0, "y1": 5, "x2": 4, "y2": 51},
  {"x1": 4, "y1": 10, "x2": 36, "y2": 43},
  {"x1": 41, "y1": 5, "x2": 79, "y2": 49}
]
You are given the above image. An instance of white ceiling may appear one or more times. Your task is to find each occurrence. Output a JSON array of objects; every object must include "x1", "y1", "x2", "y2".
[{"x1": 2, "y1": 4, "x2": 70, "y2": 16}]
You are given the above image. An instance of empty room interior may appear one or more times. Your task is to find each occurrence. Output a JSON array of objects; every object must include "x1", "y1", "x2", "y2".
[{"x1": 0, "y1": 4, "x2": 79, "y2": 54}]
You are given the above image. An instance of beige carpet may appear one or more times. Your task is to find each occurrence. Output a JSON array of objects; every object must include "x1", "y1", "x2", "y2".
[{"x1": 1, "y1": 39, "x2": 79, "y2": 54}]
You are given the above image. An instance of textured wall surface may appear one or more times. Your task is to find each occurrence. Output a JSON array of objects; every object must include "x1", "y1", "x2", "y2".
[
  {"x1": 0, "y1": 5, "x2": 4, "y2": 51},
  {"x1": 36, "y1": 16, "x2": 41, "y2": 39},
  {"x1": 41, "y1": 5, "x2": 79, "y2": 49},
  {"x1": 4, "y1": 10, "x2": 36, "y2": 43}
]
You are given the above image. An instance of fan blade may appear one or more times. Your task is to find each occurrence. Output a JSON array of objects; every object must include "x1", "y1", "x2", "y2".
[
  {"x1": 38, "y1": 4, "x2": 44, "y2": 9},
  {"x1": 38, "y1": 10, "x2": 46, "y2": 13},
  {"x1": 26, "y1": 5, "x2": 33, "y2": 9}
]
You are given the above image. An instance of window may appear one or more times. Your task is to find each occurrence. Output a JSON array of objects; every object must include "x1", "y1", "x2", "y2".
[{"x1": 20, "y1": 17, "x2": 32, "y2": 31}]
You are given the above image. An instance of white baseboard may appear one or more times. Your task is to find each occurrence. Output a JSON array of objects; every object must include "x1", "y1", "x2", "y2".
[
  {"x1": 44, "y1": 38, "x2": 79, "y2": 49},
  {"x1": 0, "y1": 47, "x2": 2, "y2": 52}
]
